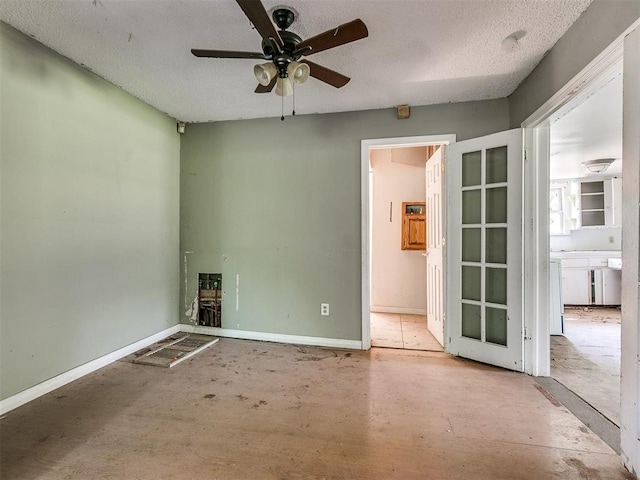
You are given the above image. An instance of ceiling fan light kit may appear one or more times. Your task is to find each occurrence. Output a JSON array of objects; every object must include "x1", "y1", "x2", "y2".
[
  {"x1": 275, "y1": 77, "x2": 293, "y2": 97},
  {"x1": 191, "y1": 0, "x2": 368, "y2": 107},
  {"x1": 254, "y1": 62, "x2": 277, "y2": 86},
  {"x1": 287, "y1": 61, "x2": 310, "y2": 85}
]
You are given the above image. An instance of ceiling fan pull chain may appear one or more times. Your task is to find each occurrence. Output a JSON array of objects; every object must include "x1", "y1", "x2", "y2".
[
  {"x1": 281, "y1": 92, "x2": 285, "y2": 121},
  {"x1": 292, "y1": 82, "x2": 296, "y2": 116}
]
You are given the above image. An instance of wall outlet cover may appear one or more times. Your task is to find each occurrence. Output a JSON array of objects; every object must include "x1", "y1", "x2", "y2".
[{"x1": 321, "y1": 303, "x2": 330, "y2": 316}]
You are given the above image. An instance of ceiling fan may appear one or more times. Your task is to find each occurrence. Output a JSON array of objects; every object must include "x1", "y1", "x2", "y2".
[{"x1": 191, "y1": 0, "x2": 368, "y2": 97}]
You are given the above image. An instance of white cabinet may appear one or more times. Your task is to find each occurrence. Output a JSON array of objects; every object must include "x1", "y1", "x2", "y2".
[
  {"x1": 590, "y1": 268, "x2": 621, "y2": 305},
  {"x1": 554, "y1": 251, "x2": 622, "y2": 306},
  {"x1": 580, "y1": 181, "x2": 606, "y2": 227},
  {"x1": 562, "y1": 268, "x2": 591, "y2": 305},
  {"x1": 601, "y1": 268, "x2": 622, "y2": 305}
]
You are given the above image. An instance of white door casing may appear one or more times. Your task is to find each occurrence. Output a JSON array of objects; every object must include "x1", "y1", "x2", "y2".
[
  {"x1": 426, "y1": 146, "x2": 445, "y2": 346},
  {"x1": 447, "y1": 129, "x2": 524, "y2": 371}
]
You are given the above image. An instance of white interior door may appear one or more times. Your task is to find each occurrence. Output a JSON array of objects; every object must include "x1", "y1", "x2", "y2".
[
  {"x1": 426, "y1": 146, "x2": 445, "y2": 346},
  {"x1": 447, "y1": 129, "x2": 523, "y2": 371}
]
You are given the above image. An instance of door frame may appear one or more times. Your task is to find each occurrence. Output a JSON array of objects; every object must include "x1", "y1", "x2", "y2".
[
  {"x1": 361, "y1": 134, "x2": 456, "y2": 350},
  {"x1": 522, "y1": 19, "x2": 640, "y2": 473}
]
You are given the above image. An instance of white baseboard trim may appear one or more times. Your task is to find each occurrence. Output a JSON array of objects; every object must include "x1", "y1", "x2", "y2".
[
  {"x1": 180, "y1": 324, "x2": 363, "y2": 350},
  {"x1": 370, "y1": 306, "x2": 427, "y2": 315},
  {"x1": 0, "y1": 324, "x2": 181, "y2": 415}
]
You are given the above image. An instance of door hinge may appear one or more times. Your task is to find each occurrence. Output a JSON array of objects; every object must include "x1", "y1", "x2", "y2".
[
  {"x1": 442, "y1": 237, "x2": 446, "y2": 247},
  {"x1": 523, "y1": 326, "x2": 531, "y2": 341},
  {"x1": 524, "y1": 149, "x2": 528, "y2": 161},
  {"x1": 441, "y1": 162, "x2": 445, "y2": 173}
]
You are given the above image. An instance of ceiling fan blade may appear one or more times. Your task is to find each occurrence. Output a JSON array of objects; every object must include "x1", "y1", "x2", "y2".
[
  {"x1": 236, "y1": 0, "x2": 284, "y2": 49},
  {"x1": 191, "y1": 49, "x2": 267, "y2": 59},
  {"x1": 255, "y1": 76, "x2": 277, "y2": 93},
  {"x1": 301, "y1": 60, "x2": 350, "y2": 88},
  {"x1": 296, "y1": 19, "x2": 368, "y2": 56}
]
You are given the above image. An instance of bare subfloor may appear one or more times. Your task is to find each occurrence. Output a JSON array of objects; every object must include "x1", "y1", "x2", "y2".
[
  {"x1": 551, "y1": 307, "x2": 621, "y2": 427},
  {"x1": 0, "y1": 338, "x2": 631, "y2": 480}
]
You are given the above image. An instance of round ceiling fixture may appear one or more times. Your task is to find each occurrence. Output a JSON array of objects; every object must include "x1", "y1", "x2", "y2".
[{"x1": 581, "y1": 158, "x2": 616, "y2": 173}]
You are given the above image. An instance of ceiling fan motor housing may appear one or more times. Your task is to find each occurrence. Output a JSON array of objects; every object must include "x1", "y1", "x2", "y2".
[{"x1": 262, "y1": 29, "x2": 302, "y2": 77}]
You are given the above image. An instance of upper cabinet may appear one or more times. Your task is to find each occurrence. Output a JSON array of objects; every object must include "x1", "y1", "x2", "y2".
[
  {"x1": 580, "y1": 180, "x2": 606, "y2": 226},
  {"x1": 402, "y1": 202, "x2": 426, "y2": 250},
  {"x1": 550, "y1": 177, "x2": 621, "y2": 234}
]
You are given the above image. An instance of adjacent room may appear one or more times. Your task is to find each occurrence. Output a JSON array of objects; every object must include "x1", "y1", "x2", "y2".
[
  {"x1": 1, "y1": 1, "x2": 639, "y2": 479},
  {"x1": 548, "y1": 63, "x2": 623, "y2": 427}
]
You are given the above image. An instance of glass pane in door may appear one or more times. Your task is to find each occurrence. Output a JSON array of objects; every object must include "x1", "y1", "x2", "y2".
[
  {"x1": 462, "y1": 190, "x2": 481, "y2": 224},
  {"x1": 462, "y1": 228, "x2": 481, "y2": 262},
  {"x1": 462, "y1": 303, "x2": 481, "y2": 340},
  {"x1": 486, "y1": 187, "x2": 507, "y2": 223},
  {"x1": 486, "y1": 307, "x2": 507, "y2": 346},
  {"x1": 462, "y1": 266, "x2": 481, "y2": 301},
  {"x1": 485, "y1": 228, "x2": 507, "y2": 264},
  {"x1": 485, "y1": 267, "x2": 507, "y2": 305},
  {"x1": 462, "y1": 151, "x2": 482, "y2": 187},
  {"x1": 486, "y1": 146, "x2": 508, "y2": 184}
]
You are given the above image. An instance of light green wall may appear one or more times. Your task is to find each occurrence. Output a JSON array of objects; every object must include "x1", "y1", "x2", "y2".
[
  {"x1": 180, "y1": 100, "x2": 509, "y2": 341},
  {"x1": 0, "y1": 24, "x2": 180, "y2": 400},
  {"x1": 509, "y1": 0, "x2": 640, "y2": 127}
]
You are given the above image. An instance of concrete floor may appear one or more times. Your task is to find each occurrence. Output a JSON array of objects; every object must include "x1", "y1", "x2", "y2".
[
  {"x1": 370, "y1": 312, "x2": 444, "y2": 351},
  {"x1": 0, "y1": 337, "x2": 632, "y2": 480},
  {"x1": 551, "y1": 307, "x2": 621, "y2": 427}
]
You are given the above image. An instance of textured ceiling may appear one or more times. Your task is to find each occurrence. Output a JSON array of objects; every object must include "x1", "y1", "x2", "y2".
[{"x1": 1, "y1": 0, "x2": 593, "y2": 122}]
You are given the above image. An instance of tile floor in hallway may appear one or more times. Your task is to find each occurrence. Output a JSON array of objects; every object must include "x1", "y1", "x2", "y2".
[
  {"x1": 551, "y1": 306, "x2": 621, "y2": 427},
  {"x1": 370, "y1": 312, "x2": 444, "y2": 351},
  {"x1": 1, "y1": 337, "x2": 632, "y2": 480}
]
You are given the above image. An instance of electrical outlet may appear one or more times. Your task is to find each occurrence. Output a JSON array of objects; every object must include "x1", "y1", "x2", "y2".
[
  {"x1": 320, "y1": 303, "x2": 330, "y2": 316},
  {"x1": 609, "y1": 236, "x2": 615, "y2": 244}
]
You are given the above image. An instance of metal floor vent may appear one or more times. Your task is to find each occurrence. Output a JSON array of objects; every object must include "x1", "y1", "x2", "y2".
[{"x1": 132, "y1": 334, "x2": 219, "y2": 368}]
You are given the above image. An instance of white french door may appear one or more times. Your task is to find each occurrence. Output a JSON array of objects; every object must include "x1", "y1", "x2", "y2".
[{"x1": 447, "y1": 129, "x2": 524, "y2": 371}]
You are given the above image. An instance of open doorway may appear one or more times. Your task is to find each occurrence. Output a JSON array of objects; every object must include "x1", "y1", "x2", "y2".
[
  {"x1": 548, "y1": 63, "x2": 623, "y2": 426},
  {"x1": 361, "y1": 135, "x2": 455, "y2": 351},
  {"x1": 368, "y1": 145, "x2": 442, "y2": 351}
]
